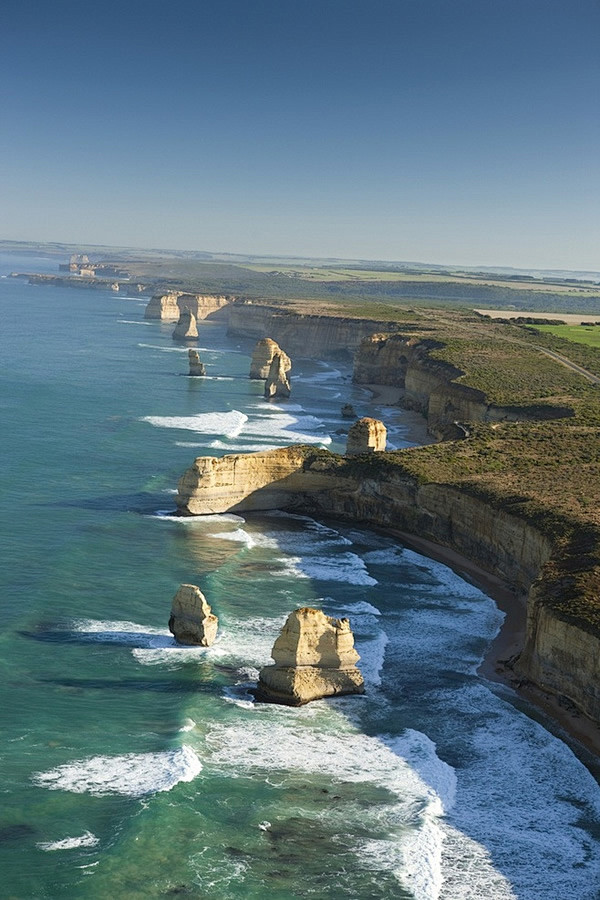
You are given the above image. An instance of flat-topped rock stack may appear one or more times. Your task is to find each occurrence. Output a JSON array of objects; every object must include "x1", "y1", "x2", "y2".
[
  {"x1": 168, "y1": 583, "x2": 218, "y2": 646},
  {"x1": 265, "y1": 353, "x2": 291, "y2": 399},
  {"x1": 173, "y1": 308, "x2": 198, "y2": 341},
  {"x1": 188, "y1": 349, "x2": 206, "y2": 376},
  {"x1": 346, "y1": 417, "x2": 387, "y2": 454},
  {"x1": 256, "y1": 607, "x2": 364, "y2": 705},
  {"x1": 249, "y1": 338, "x2": 291, "y2": 380}
]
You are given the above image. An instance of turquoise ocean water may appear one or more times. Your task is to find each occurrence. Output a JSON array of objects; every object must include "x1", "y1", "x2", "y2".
[{"x1": 1, "y1": 256, "x2": 600, "y2": 899}]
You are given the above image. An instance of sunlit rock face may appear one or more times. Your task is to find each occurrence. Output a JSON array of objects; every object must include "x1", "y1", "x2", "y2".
[
  {"x1": 256, "y1": 607, "x2": 364, "y2": 705},
  {"x1": 173, "y1": 308, "x2": 198, "y2": 341},
  {"x1": 346, "y1": 417, "x2": 387, "y2": 454},
  {"x1": 168, "y1": 584, "x2": 218, "y2": 646},
  {"x1": 249, "y1": 338, "x2": 291, "y2": 379},
  {"x1": 264, "y1": 353, "x2": 291, "y2": 399}
]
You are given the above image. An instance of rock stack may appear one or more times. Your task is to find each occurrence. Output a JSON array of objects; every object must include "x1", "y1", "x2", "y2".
[
  {"x1": 249, "y1": 338, "x2": 291, "y2": 380},
  {"x1": 173, "y1": 308, "x2": 198, "y2": 341},
  {"x1": 264, "y1": 353, "x2": 291, "y2": 399},
  {"x1": 346, "y1": 417, "x2": 387, "y2": 454},
  {"x1": 341, "y1": 403, "x2": 357, "y2": 419},
  {"x1": 168, "y1": 584, "x2": 218, "y2": 646},
  {"x1": 188, "y1": 349, "x2": 206, "y2": 376},
  {"x1": 256, "y1": 607, "x2": 364, "y2": 705}
]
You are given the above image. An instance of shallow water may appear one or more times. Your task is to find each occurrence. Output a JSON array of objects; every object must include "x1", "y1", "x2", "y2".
[{"x1": 1, "y1": 256, "x2": 599, "y2": 899}]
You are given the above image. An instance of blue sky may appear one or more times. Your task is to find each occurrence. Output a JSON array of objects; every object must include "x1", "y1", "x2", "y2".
[{"x1": 2, "y1": 0, "x2": 599, "y2": 269}]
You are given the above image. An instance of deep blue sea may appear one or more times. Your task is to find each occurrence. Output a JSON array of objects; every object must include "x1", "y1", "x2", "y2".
[{"x1": 1, "y1": 255, "x2": 600, "y2": 899}]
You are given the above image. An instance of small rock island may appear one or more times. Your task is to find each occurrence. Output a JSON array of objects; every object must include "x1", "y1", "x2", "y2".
[
  {"x1": 168, "y1": 584, "x2": 218, "y2": 646},
  {"x1": 256, "y1": 607, "x2": 364, "y2": 705}
]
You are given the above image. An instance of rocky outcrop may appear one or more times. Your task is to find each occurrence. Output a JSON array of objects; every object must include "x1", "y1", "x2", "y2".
[
  {"x1": 173, "y1": 309, "x2": 198, "y2": 341},
  {"x1": 168, "y1": 583, "x2": 218, "y2": 646},
  {"x1": 341, "y1": 403, "x2": 356, "y2": 419},
  {"x1": 264, "y1": 353, "x2": 291, "y2": 399},
  {"x1": 249, "y1": 338, "x2": 291, "y2": 379},
  {"x1": 145, "y1": 292, "x2": 231, "y2": 322},
  {"x1": 188, "y1": 349, "x2": 206, "y2": 376},
  {"x1": 346, "y1": 417, "x2": 386, "y2": 454},
  {"x1": 256, "y1": 607, "x2": 364, "y2": 705},
  {"x1": 228, "y1": 304, "x2": 404, "y2": 357}
]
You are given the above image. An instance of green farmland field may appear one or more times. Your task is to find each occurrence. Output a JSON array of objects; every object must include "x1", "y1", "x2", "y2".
[{"x1": 536, "y1": 324, "x2": 600, "y2": 349}]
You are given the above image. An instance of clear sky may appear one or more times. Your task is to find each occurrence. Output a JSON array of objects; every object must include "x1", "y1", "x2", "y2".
[{"x1": 2, "y1": 0, "x2": 599, "y2": 269}]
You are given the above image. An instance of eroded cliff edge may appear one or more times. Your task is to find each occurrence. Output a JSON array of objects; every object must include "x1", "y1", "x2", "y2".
[{"x1": 176, "y1": 445, "x2": 600, "y2": 727}]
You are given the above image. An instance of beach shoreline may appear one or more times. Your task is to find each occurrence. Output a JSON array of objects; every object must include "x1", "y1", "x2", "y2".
[{"x1": 387, "y1": 528, "x2": 600, "y2": 768}]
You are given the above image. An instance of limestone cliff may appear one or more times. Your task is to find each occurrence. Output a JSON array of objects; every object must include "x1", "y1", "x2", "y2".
[
  {"x1": 249, "y1": 338, "x2": 291, "y2": 379},
  {"x1": 175, "y1": 445, "x2": 600, "y2": 723},
  {"x1": 354, "y1": 333, "x2": 573, "y2": 436},
  {"x1": 145, "y1": 291, "x2": 230, "y2": 322},
  {"x1": 228, "y1": 304, "x2": 403, "y2": 357},
  {"x1": 257, "y1": 607, "x2": 364, "y2": 705}
]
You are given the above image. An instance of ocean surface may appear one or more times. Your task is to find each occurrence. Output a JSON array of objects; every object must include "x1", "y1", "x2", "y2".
[{"x1": 1, "y1": 254, "x2": 600, "y2": 900}]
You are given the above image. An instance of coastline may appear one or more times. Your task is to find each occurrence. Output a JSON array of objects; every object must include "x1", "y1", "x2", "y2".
[
  {"x1": 360, "y1": 382, "x2": 600, "y2": 765},
  {"x1": 388, "y1": 528, "x2": 600, "y2": 769}
]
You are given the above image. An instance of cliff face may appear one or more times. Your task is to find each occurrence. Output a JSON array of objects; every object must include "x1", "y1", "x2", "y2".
[
  {"x1": 354, "y1": 333, "x2": 571, "y2": 435},
  {"x1": 145, "y1": 292, "x2": 230, "y2": 322},
  {"x1": 175, "y1": 445, "x2": 600, "y2": 723},
  {"x1": 227, "y1": 304, "x2": 403, "y2": 356}
]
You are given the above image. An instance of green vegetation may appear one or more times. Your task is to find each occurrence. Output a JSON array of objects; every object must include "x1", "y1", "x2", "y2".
[{"x1": 535, "y1": 323, "x2": 600, "y2": 349}]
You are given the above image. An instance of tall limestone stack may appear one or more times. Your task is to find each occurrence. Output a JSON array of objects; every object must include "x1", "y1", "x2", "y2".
[
  {"x1": 256, "y1": 607, "x2": 364, "y2": 705},
  {"x1": 144, "y1": 290, "x2": 184, "y2": 321},
  {"x1": 249, "y1": 338, "x2": 291, "y2": 379},
  {"x1": 346, "y1": 417, "x2": 387, "y2": 454},
  {"x1": 168, "y1": 584, "x2": 218, "y2": 646},
  {"x1": 264, "y1": 353, "x2": 291, "y2": 399},
  {"x1": 188, "y1": 349, "x2": 206, "y2": 376},
  {"x1": 173, "y1": 308, "x2": 198, "y2": 341}
]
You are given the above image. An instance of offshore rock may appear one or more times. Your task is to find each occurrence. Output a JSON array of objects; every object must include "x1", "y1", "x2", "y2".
[
  {"x1": 256, "y1": 607, "x2": 364, "y2": 705},
  {"x1": 346, "y1": 417, "x2": 387, "y2": 454},
  {"x1": 173, "y1": 308, "x2": 198, "y2": 341},
  {"x1": 168, "y1": 584, "x2": 218, "y2": 646},
  {"x1": 188, "y1": 349, "x2": 206, "y2": 376},
  {"x1": 249, "y1": 338, "x2": 291, "y2": 379},
  {"x1": 264, "y1": 353, "x2": 291, "y2": 399},
  {"x1": 341, "y1": 403, "x2": 357, "y2": 419}
]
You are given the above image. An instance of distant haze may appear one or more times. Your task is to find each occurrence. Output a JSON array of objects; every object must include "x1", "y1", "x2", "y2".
[{"x1": 2, "y1": 0, "x2": 599, "y2": 270}]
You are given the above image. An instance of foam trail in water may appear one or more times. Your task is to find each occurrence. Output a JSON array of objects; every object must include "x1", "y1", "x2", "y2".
[
  {"x1": 37, "y1": 832, "x2": 100, "y2": 852},
  {"x1": 271, "y1": 553, "x2": 377, "y2": 586},
  {"x1": 204, "y1": 716, "x2": 461, "y2": 900},
  {"x1": 33, "y1": 746, "x2": 201, "y2": 797},
  {"x1": 149, "y1": 511, "x2": 245, "y2": 524},
  {"x1": 141, "y1": 410, "x2": 248, "y2": 437}
]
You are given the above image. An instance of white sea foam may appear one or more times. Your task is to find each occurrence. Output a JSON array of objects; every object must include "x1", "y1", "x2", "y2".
[
  {"x1": 270, "y1": 553, "x2": 377, "y2": 586},
  {"x1": 208, "y1": 528, "x2": 278, "y2": 550},
  {"x1": 205, "y1": 716, "x2": 456, "y2": 900},
  {"x1": 37, "y1": 832, "x2": 99, "y2": 852},
  {"x1": 141, "y1": 409, "x2": 248, "y2": 437},
  {"x1": 333, "y1": 600, "x2": 381, "y2": 616},
  {"x1": 355, "y1": 630, "x2": 389, "y2": 687},
  {"x1": 33, "y1": 746, "x2": 201, "y2": 797},
  {"x1": 363, "y1": 547, "x2": 406, "y2": 565},
  {"x1": 137, "y1": 343, "x2": 190, "y2": 352},
  {"x1": 149, "y1": 511, "x2": 245, "y2": 524}
]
